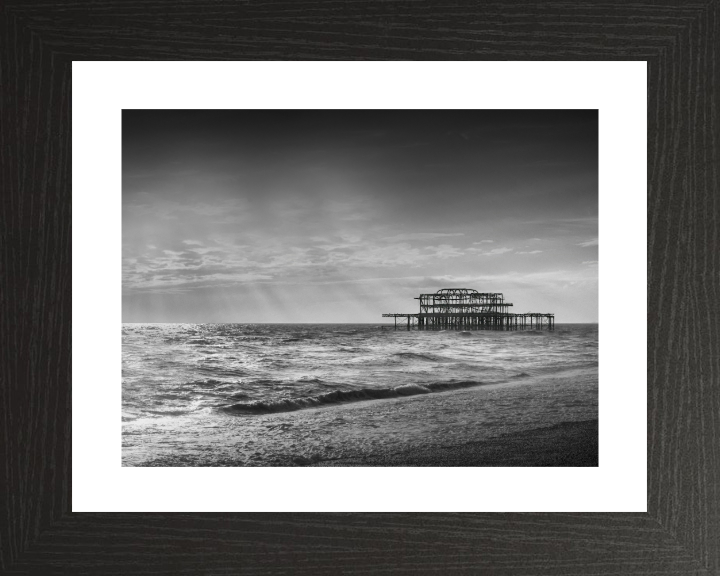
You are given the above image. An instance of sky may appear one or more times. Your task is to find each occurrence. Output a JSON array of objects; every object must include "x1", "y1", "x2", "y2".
[{"x1": 122, "y1": 110, "x2": 598, "y2": 323}]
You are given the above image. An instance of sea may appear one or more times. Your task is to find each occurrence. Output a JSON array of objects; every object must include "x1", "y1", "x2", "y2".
[{"x1": 122, "y1": 323, "x2": 598, "y2": 466}]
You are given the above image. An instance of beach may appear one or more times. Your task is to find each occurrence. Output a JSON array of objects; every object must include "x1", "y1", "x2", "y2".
[
  {"x1": 316, "y1": 420, "x2": 598, "y2": 467},
  {"x1": 123, "y1": 323, "x2": 598, "y2": 467}
]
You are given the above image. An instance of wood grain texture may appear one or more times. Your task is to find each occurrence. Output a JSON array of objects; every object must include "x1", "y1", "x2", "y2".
[{"x1": 1, "y1": 1, "x2": 718, "y2": 574}]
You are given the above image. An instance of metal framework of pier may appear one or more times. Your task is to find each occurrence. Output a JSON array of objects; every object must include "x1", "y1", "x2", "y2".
[{"x1": 383, "y1": 288, "x2": 554, "y2": 330}]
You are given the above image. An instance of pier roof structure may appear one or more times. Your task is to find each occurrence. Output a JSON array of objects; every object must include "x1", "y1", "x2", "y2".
[{"x1": 383, "y1": 288, "x2": 554, "y2": 330}]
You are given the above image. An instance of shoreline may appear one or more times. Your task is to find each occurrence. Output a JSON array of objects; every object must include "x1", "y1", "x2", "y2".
[
  {"x1": 314, "y1": 419, "x2": 598, "y2": 467},
  {"x1": 134, "y1": 418, "x2": 598, "y2": 467},
  {"x1": 125, "y1": 352, "x2": 598, "y2": 468}
]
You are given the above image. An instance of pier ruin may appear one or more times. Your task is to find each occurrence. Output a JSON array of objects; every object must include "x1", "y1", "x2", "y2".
[{"x1": 383, "y1": 288, "x2": 554, "y2": 330}]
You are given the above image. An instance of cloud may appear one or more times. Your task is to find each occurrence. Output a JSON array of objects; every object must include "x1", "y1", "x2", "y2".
[
  {"x1": 424, "y1": 244, "x2": 465, "y2": 258},
  {"x1": 422, "y1": 267, "x2": 598, "y2": 289},
  {"x1": 473, "y1": 240, "x2": 494, "y2": 244},
  {"x1": 517, "y1": 250, "x2": 543, "y2": 255},
  {"x1": 186, "y1": 247, "x2": 225, "y2": 255},
  {"x1": 577, "y1": 238, "x2": 598, "y2": 247},
  {"x1": 125, "y1": 233, "x2": 478, "y2": 293},
  {"x1": 383, "y1": 232, "x2": 464, "y2": 242},
  {"x1": 124, "y1": 272, "x2": 274, "y2": 293},
  {"x1": 483, "y1": 247, "x2": 513, "y2": 256},
  {"x1": 524, "y1": 217, "x2": 598, "y2": 226},
  {"x1": 465, "y1": 246, "x2": 513, "y2": 256},
  {"x1": 582, "y1": 260, "x2": 598, "y2": 265}
]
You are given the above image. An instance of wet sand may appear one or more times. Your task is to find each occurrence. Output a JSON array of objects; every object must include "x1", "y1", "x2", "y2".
[{"x1": 314, "y1": 419, "x2": 598, "y2": 467}]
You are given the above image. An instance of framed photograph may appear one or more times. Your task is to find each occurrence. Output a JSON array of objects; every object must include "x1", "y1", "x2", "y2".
[
  {"x1": 73, "y1": 62, "x2": 644, "y2": 513},
  {"x1": 119, "y1": 108, "x2": 600, "y2": 470},
  {"x1": 4, "y1": 3, "x2": 718, "y2": 574}
]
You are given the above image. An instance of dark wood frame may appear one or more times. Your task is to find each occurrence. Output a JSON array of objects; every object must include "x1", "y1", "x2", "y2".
[{"x1": 2, "y1": 2, "x2": 718, "y2": 574}]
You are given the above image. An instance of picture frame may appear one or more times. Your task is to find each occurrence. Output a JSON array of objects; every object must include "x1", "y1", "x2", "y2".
[{"x1": 2, "y1": 2, "x2": 717, "y2": 573}]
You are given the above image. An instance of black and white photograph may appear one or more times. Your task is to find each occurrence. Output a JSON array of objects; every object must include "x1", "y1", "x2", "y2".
[
  {"x1": 8, "y1": 6, "x2": 716, "y2": 572},
  {"x1": 122, "y1": 109, "x2": 599, "y2": 467}
]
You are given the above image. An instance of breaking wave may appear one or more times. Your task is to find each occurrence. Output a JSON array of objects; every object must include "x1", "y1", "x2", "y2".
[
  {"x1": 220, "y1": 380, "x2": 486, "y2": 415},
  {"x1": 392, "y1": 352, "x2": 449, "y2": 362}
]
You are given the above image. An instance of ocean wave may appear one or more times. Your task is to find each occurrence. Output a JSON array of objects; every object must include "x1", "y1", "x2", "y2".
[
  {"x1": 392, "y1": 352, "x2": 448, "y2": 362},
  {"x1": 189, "y1": 378, "x2": 224, "y2": 387},
  {"x1": 145, "y1": 408, "x2": 193, "y2": 416},
  {"x1": 297, "y1": 377, "x2": 324, "y2": 384},
  {"x1": 195, "y1": 366, "x2": 249, "y2": 377},
  {"x1": 186, "y1": 378, "x2": 248, "y2": 392},
  {"x1": 248, "y1": 378, "x2": 286, "y2": 386},
  {"x1": 220, "y1": 380, "x2": 486, "y2": 415},
  {"x1": 153, "y1": 392, "x2": 190, "y2": 400}
]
